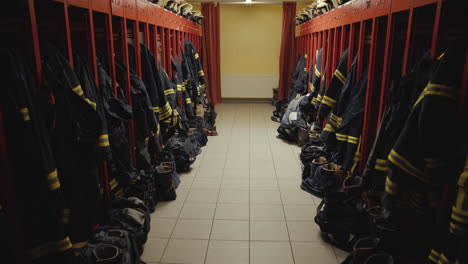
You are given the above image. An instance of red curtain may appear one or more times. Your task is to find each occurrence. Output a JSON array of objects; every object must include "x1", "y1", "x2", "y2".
[
  {"x1": 201, "y1": 3, "x2": 222, "y2": 105},
  {"x1": 278, "y1": 2, "x2": 297, "y2": 101}
]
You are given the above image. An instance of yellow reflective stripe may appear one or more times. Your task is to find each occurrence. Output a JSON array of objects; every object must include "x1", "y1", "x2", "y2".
[
  {"x1": 310, "y1": 83, "x2": 315, "y2": 92},
  {"x1": 414, "y1": 82, "x2": 458, "y2": 107},
  {"x1": 304, "y1": 67, "x2": 307, "y2": 72},
  {"x1": 437, "y1": 52, "x2": 445, "y2": 60},
  {"x1": 439, "y1": 253, "x2": 452, "y2": 264},
  {"x1": 315, "y1": 66, "x2": 321, "y2": 78},
  {"x1": 385, "y1": 178, "x2": 398, "y2": 195},
  {"x1": 159, "y1": 103, "x2": 173, "y2": 120},
  {"x1": 194, "y1": 53, "x2": 199, "y2": 59},
  {"x1": 72, "y1": 85, "x2": 97, "y2": 110},
  {"x1": 452, "y1": 206, "x2": 468, "y2": 216},
  {"x1": 72, "y1": 85, "x2": 84, "y2": 96},
  {"x1": 385, "y1": 185, "x2": 397, "y2": 195},
  {"x1": 386, "y1": 177, "x2": 397, "y2": 187},
  {"x1": 144, "y1": 137, "x2": 149, "y2": 144},
  {"x1": 348, "y1": 138, "x2": 359, "y2": 144},
  {"x1": 388, "y1": 149, "x2": 426, "y2": 181},
  {"x1": 328, "y1": 118, "x2": 338, "y2": 128},
  {"x1": 115, "y1": 188, "x2": 124, "y2": 196},
  {"x1": 98, "y1": 134, "x2": 109, "y2": 147},
  {"x1": 177, "y1": 85, "x2": 183, "y2": 91},
  {"x1": 296, "y1": 93, "x2": 301, "y2": 98},
  {"x1": 430, "y1": 250, "x2": 440, "y2": 260},
  {"x1": 153, "y1": 106, "x2": 160, "y2": 113},
  {"x1": 19, "y1": 108, "x2": 31, "y2": 121},
  {"x1": 428, "y1": 254, "x2": 439, "y2": 263},
  {"x1": 335, "y1": 133, "x2": 347, "y2": 141},
  {"x1": 198, "y1": 70, "x2": 204, "y2": 76},
  {"x1": 424, "y1": 157, "x2": 447, "y2": 168},
  {"x1": 324, "y1": 123, "x2": 335, "y2": 132},
  {"x1": 62, "y1": 208, "x2": 70, "y2": 224},
  {"x1": 376, "y1": 158, "x2": 387, "y2": 165},
  {"x1": 164, "y1": 89, "x2": 175, "y2": 96},
  {"x1": 84, "y1": 98, "x2": 97, "y2": 110},
  {"x1": 375, "y1": 159, "x2": 389, "y2": 171},
  {"x1": 110, "y1": 179, "x2": 118, "y2": 189},
  {"x1": 334, "y1": 69, "x2": 346, "y2": 84},
  {"x1": 72, "y1": 241, "x2": 88, "y2": 249},
  {"x1": 451, "y1": 210, "x2": 468, "y2": 224},
  {"x1": 72, "y1": 240, "x2": 88, "y2": 256},
  {"x1": 27, "y1": 237, "x2": 72, "y2": 260},
  {"x1": 47, "y1": 169, "x2": 60, "y2": 191},
  {"x1": 317, "y1": 94, "x2": 323, "y2": 103},
  {"x1": 159, "y1": 102, "x2": 171, "y2": 115},
  {"x1": 321, "y1": 95, "x2": 336, "y2": 108},
  {"x1": 186, "y1": 98, "x2": 192, "y2": 104},
  {"x1": 375, "y1": 164, "x2": 389, "y2": 171}
]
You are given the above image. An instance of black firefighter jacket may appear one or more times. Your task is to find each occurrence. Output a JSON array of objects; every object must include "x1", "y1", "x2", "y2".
[
  {"x1": 96, "y1": 51, "x2": 136, "y2": 197},
  {"x1": 383, "y1": 43, "x2": 467, "y2": 263},
  {"x1": 41, "y1": 42, "x2": 105, "y2": 255},
  {"x1": 1, "y1": 48, "x2": 74, "y2": 263},
  {"x1": 362, "y1": 50, "x2": 433, "y2": 193},
  {"x1": 115, "y1": 57, "x2": 161, "y2": 171},
  {"x1": 288, "y1": 53, "x2": 309, "y2": 101},
  {"x1": 184, "y1": 38, "x2": 208, "y2": 107}
]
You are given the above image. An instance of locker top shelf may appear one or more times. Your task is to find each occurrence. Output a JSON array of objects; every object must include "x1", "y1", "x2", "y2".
[
  {"x1": 53, "y1": 0, "x2": 201, "y2": 35},
  {"x1": 296, "y1": 0, "x2": 441, "y2": 36}
]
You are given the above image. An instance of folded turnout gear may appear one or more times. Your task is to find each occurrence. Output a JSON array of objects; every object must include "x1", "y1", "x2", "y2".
[
  {"x1": 204, "y1": 110, "x2": 218, "y2": 136},
  {"x1": 315, "y1": 176, "x2": 370, "y2": 251},
  {"x1": 154, "y1": 164, "x2": 177, "y2": 201},
  {"x1": 165, "y1": 136, "x2": 196, "y2": 172},
  {"x1": 301, "y1": 160, "x2": 344, "y2": 198},
  {"x1": 155, "y1": 150, "x2": 181, "y2": 188},
  {"x1": 124, "y1": 171, "x2": 157, "y2": 213},
  {"x1": 105, "y1": 197, "x2": 150, "y2": 254},
  {"x1": 87, "y1": 227, "x2": 142, "y2": 264},
  {"x1": 300, "y1": 140, "x2": 328, "y2": 164}
]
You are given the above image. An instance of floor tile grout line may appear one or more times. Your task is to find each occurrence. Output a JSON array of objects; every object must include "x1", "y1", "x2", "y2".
[
  {"x1": 266, "y1": 114, "x2": 297, "y2": 264},
  {"x1": 248, "y1": 104, "x2": 251, "y2": 264},
  {"x1": 202, "y1": 106, "x2": 235, "y2": 264}
]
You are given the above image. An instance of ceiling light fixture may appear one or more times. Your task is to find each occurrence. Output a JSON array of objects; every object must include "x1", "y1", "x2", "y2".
[{"x1": 245, "y1": 0, "x2": 252, "y2": 4}]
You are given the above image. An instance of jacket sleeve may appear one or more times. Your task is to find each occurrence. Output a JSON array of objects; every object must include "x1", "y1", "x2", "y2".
[{"x1": 318, "y1": 48, "x2": 349, "y2": 120}]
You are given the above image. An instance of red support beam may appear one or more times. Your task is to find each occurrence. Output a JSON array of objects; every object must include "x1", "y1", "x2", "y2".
[
  {"x1": 121, "y1": 18, "x2": 137, "y2": 168},
  {"x1": 430, "y1": 0, "x2": 442, "y2": 59},
  {"x1": 160, "y1": 26, "x2": 166, "y2": 69},
  {"x1": 360, "y1": 17, "x2": 380, "y2": 173},
  {"x1": 166, "y1": 28, "x2": 172, "y2": 79},
  {"x1": 134, "y1": 21, "x2": 142, "y2": 78},
  {"x1": 378, "y1": 14, "x2": 395, "y2": 124},
  {"x1": 402, "y1": 8, "x2": 415, "y2": 75},
  {"x1": 320, "y1": 31, "x2": 326, "y2": 81},
  {"x1": 27, "y1": 0, "x2": 42, "y2": 86},
  {"x1": 348, "y1": 23, "x2": 356, "y2": 74},
  {"x1": 340, "y1": 25, "x2": 346, "y2": 55},
  {"x1": 356, "y1": 21, "x2": 365, "y2": 80},
  {"x1": 63, "y1": 1, "x2": 74, "y2": 65},
  {"x1": 105, "y1": 14, "x2": 117, "y2": 96},
  {"x1": 88, "y1": 9, "x2": 99, "y2": 82}
]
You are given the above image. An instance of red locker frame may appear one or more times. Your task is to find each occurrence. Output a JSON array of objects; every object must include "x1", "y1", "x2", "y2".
[
  {"x1": 295, "y1": 0, "x2": 467, "y2": 173},
  {"x1": 0, "y1": 1, "x2": 202, "y2": 261}
]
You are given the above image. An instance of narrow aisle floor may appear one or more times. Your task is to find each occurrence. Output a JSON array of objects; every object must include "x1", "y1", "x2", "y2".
[{"x1": 143, "y1": 103, "x2": 347, "y2": 264}]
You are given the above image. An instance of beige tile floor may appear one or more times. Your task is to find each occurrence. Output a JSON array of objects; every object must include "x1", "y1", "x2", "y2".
[{"x1": 143, "y1": 103, "x2": 347, "y2": 264}]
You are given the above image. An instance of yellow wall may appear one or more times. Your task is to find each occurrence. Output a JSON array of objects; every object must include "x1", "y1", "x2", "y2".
[
  {"x1": 193, "y1": 3, "x2": 307, "y2": 98},
  {"x1": 220, "y1": 5, "x2": 283, "y2": 75}
]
